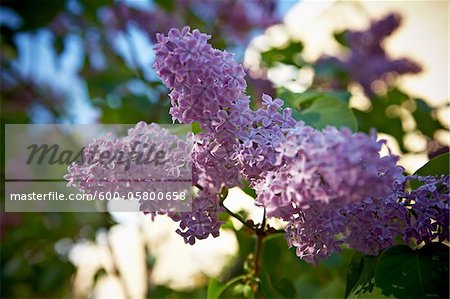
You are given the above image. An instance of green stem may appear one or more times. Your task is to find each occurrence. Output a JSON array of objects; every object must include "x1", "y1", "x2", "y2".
[
  {"x1": 220, "y1": 198, "x2": 256, "y2": 232},
  {"x1": 219, "y1": 187, "x2": 258, "y2": 232},
  {"x1": 219, "y1": 188, "x2": 286, "y2": 294},
  {"x1": 253, "y1": 231, "x2": 264, "y2": 278}
]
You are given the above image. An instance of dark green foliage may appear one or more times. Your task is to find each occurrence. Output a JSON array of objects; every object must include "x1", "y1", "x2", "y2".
[{"x1": 345, "y1": 244, "x2": 450, "y2": 298}]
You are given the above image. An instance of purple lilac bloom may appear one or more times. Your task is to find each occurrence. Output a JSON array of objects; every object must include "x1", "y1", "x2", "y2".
[
  {"x1": 315, "y1": 13, "x2": 421, "y2": 96},
  {"x1": 65, "y1": 122, "x2": 226, "y2": 243},
  {"x1": 285, "y1": 202, "x2": 345, "y2": 264},
  {"x1": 342, "y1": 196, "x2": 408, "y2": 255},
  {"x1": 153, "y1": 27, "x2": 296, "y2": 186},
  {"x1": 256, "y1": 123, "x2": 406, "y2": 261},
  {"x1": 345, "y1": 13, "x2": 421, "y2": 95},
  {"x1": 153, "y1": 27, "x2": 406, "y2": 256},
  {"x1": 153, "y1": 27, "x2": 297, "y2": 245},
  {"x1": 192, "y1": 132, "x2": 240, "y2": 190},
  {"x1": 153, "y1": 27, "x2": 446, "y2": 260},
  {"x1": 68, "y1": 27, "x2": 447, "y2": 261},
  {"x1": 401, "y1": 175, "x2": 449, "y2": 245},
  {"x1": 256, "y1": 123, "x2": 403, "y2": 220},
  {"x1": 65, "y1": 122, "x2": 192, "y2": 196},
  {"x1": 153, "y1": 26, "x2": 247, "y2": 130},
  {"x1": 168, "y1": 188, "x2": 222, "y2": 245},
  {"x1": 235, "y1": 94, "x2": 296, "y2": 184}
]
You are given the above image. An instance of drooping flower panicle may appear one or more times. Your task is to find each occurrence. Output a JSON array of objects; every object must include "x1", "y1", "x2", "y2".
[
  {"x1": 66, "y1": 26, "x2": 449, "y2": 262},
  {"x1": 315, "y1": 13, "x2": 421, "y2": 96}
]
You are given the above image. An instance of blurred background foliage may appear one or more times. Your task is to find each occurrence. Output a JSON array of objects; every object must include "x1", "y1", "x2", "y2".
[{"x1": 0, "y1": 0, "x2": 448, "y2": 298}]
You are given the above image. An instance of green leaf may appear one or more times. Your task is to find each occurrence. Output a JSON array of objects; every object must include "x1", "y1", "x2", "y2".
[
  {"x1": 412, "y1": 99, "x2": 444, "y2": 138},
  {"x1": 98, "y1": 94, "x2": 171, "y2": 124},
  {"x1": 260, "y1": 273, "x2": 281, "y2": 298},
  {"x1": 260, "y1": 273, "x2": 297, "y2": 299},
  {"x1": 345, "y1": 252, "x2": 364, "y2": 298},
  {"x1": 207, "y1": 275, "x2": 246, "y2": 299},
  {"x1": 345, "y1": 252, "x2": 378, "y2": 298},
  {"x1": 414, "y1": 153, "x2": 449, "y2": 177},
  {"x1": 154, "y1": 0, "x2": 175, "y2": 11},
  {"x1": 278, "y1": 89, "x2": 322, "y2": 107},
  {"x1": 334, "y1": 30, "x2": 349, "y2": 47},
  {"x1": 207, "y1": 278, "x2": 227, "y2": 299},
  {"x1": 278, "y1": 88, "x2": 351, "y2": 106},
  {"x1": 191, "y1": 122, "x2": 203, "y2": 134},
  {"x1": 277, "y1": 89, "x2": 356, "y2": 131},
  {"x1": 410, "y1": 153, "x2": 449, "y2": 188},
  {"x1": 375, "y1": 243, "x2": 449, "y2": 298},
  {"x1": 353, "y1": 97, "x2": 406, "y2": 151},
  {"x1": 347, "y1": 287, "x2": 393, "y2": 299},
  {"x1": 274, "y1": 278, "x2": 297, "y2": 298},
  {"x1": 260, "y1": 41, "x2": 304, "y2": 67},
  {"x1": 241, "y1": 180, "x2": 257, "y2": 199},
  {"x1": 299, "y1": 96, "x2": 357, "y2": 131}
]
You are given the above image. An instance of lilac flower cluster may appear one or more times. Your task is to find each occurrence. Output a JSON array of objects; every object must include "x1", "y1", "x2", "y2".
[
  {"x1": 152, "y1": 27, "x2": 296, "y2": 242},
  {"x1": 285, "y1": 202, "x2": 345, "y2": 264},
  {"x1": 65, "y1": 122, "x2": 192, "y2": 212},
  {"x1": 153, "y1": 27, "x2": 297, "y2": 186},
  {"x1": 341, "y1": 196, "x2": 407, "y2": 256},
  {"x1": 235, "y1": 94, "x2": 296, "y2": 183},
  {"x1": 153, "y1": 27, "x2": 247, "y2": 132},
  {"x1": 400, "y1": 175, "x2": 449, "y2": 245},
  {"x1": 255, "y1": 123, "x2": 410, "y2": 262},
  {"x1": 67, "y1": 27, "x2": 448, "y2": 262},
  {"x1": 169, "y1": 188, "x2": 222, "y2": 245},
  {"x1": 256, "y1": 124, "x2": 403, "y2": 219},
  {"x1": 152, "y1": 27, "x2": 448, "y2": 260},
  {"x1": 195, "y1": 0, "x2": 278, "y2": 42},
  {"x1": 284, "y1": 173, "x2": 449, "y2": 262},
  {"x1": 316, "y1": 13, "x2": 421, "y2": 96}
]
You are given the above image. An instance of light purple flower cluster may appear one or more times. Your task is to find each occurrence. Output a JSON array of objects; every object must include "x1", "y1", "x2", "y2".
[
  {"x1": 284, "y1": 189, "x2": 410, "y2": 263},
  {"x1": 192, "y1": 133, "x2": 240, "y2": 190},
  {"x1": 152, "y1": 27, "x2": 296, "y2": 243},
  {"x1": 342, "y1": 196, "x2": 407, "y2": 256},
  {"x1": 256, "y1": 124, "x2": 403, "y2": 220},
  {"x1": 235, "y1": 94, "x2": 296, "y2": 183},
  {"x1": 67, "y1": 27, "x2": 447, "y2": 262},
  {"x1": 255, "y1": 123, "x2": 409, "y2": 262},
  {"x1": 316, "y1": 13, "x2": 421, "y2": 96},
  {"x1": 195, "y1": 0, "x2": 278, "y2": 42},
  {"x1": 152, "y1": 27, "x2": 297, "y2": 186},
  {"x1": 169, "y1": 188, "x2": 222, "y2": 245},
  {"x1": 345, "y1": 13, "x2": 421, "y2": 95},
  {"x1": 285, "y1": 202, "x2": 345, "y2": 264},
  {"x1": 65, "y1": 122, "x2": 192, "y2": 213},
  {"x1": 151, "y1": 27, "x2": 448, "y2": 260},
  {"x1": 153, "y1": 27, "x2": 247, "y2": 131},
  {"x1": 152, "y1": 26, "x2": 248, "y2": 190},
  {"x1": 401, "y1": 175, "x2": 449, "y2": 245},
  {"x1": 284, "y1": 172, "x2": 449, "y2": 262}
]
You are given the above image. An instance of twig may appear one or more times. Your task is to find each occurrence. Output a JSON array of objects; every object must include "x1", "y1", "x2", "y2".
[
  {"x1": 253, "y1": 231, "x2": 264, "y2": 278},
  {"x1": 219, "y1": 190, "x2": 256, "y2": 232},
  {"x1": 218, "y1": 187, "x2": 286, "y2": 294}
]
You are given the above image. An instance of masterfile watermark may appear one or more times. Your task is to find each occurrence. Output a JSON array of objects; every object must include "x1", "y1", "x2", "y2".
[
  {"x1": 26, "y1": 141, "x2": 170, "y2": 170},
  {"x1": 4, "y1": 124, "x2": 193, "y2": 212}
]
